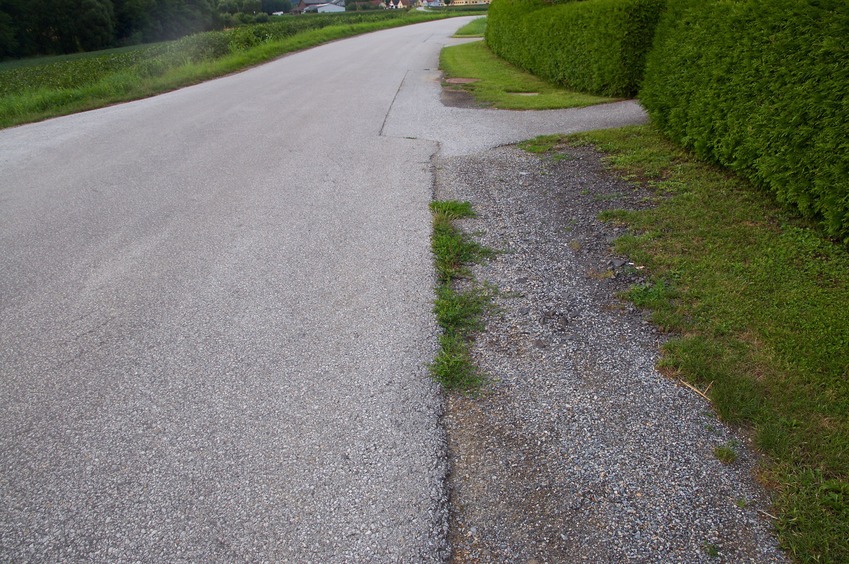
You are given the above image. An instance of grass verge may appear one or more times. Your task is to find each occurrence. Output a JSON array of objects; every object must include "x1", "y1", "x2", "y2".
[
  {"x1": 522, "y1": 125, "x2": 849, "y2": 562},
  {"x1": 430, "y1": 200, "x2": 493, "y2": 391},
  {"x1": 453, "y1": 16, "x2": 487, "y2": 37},
  {"x1": 439, "y1": 40, "x2": 614, "y2": 110},
  {"x1": 0, "y1": 13, "x2": 455, "y2": 129}
]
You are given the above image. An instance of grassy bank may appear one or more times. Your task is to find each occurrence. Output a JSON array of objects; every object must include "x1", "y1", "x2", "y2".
[
  {"x1": 439, "y1": 39, "x2": 613, "y2": 110},
  {"x1": 524, "y1": 126, "x2": 849, "y2": 561},
  {"x1": 0, "y1": 12, "x2": 454, "y2": 129},
  {"x1": 453, "y1": 16, "x2": 487, "y2": 37}
]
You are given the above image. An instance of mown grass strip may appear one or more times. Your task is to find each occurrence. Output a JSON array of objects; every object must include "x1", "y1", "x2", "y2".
[
  {"x1": 452, "y1": 16, "x2": 487, "y2": 37},
  {"x1": 523, "y1": 125, "x2": 849, "y2": 562},
  {"x1": 0, "y1": 13, "x2": 454, "y2": 129},
  {"x1": 430, "y1": 200, "x2": 493, "y2": 391},
  {"x1": 439, "y1": 40, "x2": 614, "y2": 110}
]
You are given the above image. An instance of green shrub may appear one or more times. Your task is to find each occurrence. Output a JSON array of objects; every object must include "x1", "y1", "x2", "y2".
[
  {"x1": 640, "y1": 0, "x2": 849, "y2": 242},
  {"x1": 486, "y1": 0, "x2": 665, "y2": 97},
  {"x1": 486, "y1": 0, "x2": 547, "y2": 61}
]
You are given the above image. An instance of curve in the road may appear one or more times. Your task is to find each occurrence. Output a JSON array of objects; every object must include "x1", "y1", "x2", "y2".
[{"x1": 0, "y1": 18, "x2": 645, "y2": 562}]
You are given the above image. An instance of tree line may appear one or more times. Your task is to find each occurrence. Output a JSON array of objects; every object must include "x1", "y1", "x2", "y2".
[{"x1": 0, "y1": 0, "x2": 293, "y2": 59}]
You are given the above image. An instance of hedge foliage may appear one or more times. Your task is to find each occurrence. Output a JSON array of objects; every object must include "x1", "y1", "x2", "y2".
[
  {"x1": 641, "y1": 0, "x2": 849, "y2": 242},
  {"x1": 486, "y1": 0, "x2": 665, "y2": 97}
]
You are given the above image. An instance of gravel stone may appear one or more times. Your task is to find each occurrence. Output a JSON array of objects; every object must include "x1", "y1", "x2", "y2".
[{"x1": 434, "y1": 144, "x2": 787, "y2": 563}]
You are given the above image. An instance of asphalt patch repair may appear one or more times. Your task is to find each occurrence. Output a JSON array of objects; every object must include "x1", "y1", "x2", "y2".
[
  {"x1": 433, "y1": 143, "x2": 786, "y2": 563},
  {"x1": 441, "y1": 78, "x2": 489, "y2": 109}
]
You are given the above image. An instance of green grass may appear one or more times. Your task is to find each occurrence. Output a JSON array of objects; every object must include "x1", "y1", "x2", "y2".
[
  {"x1": 522, "y1": 125, "x2": 849, "y2": 562},
  {"x1": 439, "y1": 40, "x2": 614, "y2": 110},
  {"x1": 429, "y1": 200, "x2": 493, "y2": 391},
  {"x1": 0, "y1": 12, "x2": 459, "y2": 129},
  {"x1": 714, "y1": 442, "x2": 739, "y2": 465},
  {"x1": 703, "y1": 543, "x2": 721, "y2": 558},
  {"x1": 453, "y1": 16, "x2": 487, "y2": 37}
]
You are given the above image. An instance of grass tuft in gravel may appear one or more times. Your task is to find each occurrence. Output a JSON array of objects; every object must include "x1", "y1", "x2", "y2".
[
  {"x1": 522, "y1": 125, "x2": 849, "y2": 562},
  {"x1": 429, "y1": 200, "x2": 493, "y2": 391},
  {"x1": 714, "y1": 443, "x2": 739, "y2": 465},
  {"x1": 431, "y1": 200, "x2": 492, "y2": 282}
]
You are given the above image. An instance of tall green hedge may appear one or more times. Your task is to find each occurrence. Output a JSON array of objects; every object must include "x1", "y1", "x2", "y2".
[
  {"x1": 486, "y1": 0, "x2": 665, "y2": 97},
  {"x1": 641, "y1": 0, "x2": 849, "y2": 242}
]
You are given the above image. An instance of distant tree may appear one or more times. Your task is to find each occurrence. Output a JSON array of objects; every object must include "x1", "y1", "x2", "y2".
[
  {"x1": 261, "y1": 0, "x2": 289, "y2": 14},
  {"x1": 218, "y1": 0, "x2": 238, "y2": 13},
  {"x1": 0, "y1": 0, "x2": 218, "y2": 58},
  {"x1": 114, "y1": 0, "x2": 155, "y2": 43},
  {"x1": 0, "y1": 4, "x2": 20, "y2": 57},
  {"x1": 73, "y1": 0, "x2": 116, "y2": 50},
  {"x1": 241, "y1": 0, "x2": 261, "y2": 13}
]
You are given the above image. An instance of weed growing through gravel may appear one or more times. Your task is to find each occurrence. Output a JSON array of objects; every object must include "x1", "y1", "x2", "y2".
[
  {"x1": 429, "y1": 200, "x2": 493, "y2": 391},
  {"x1": 714, "y1": 443, "x2": 738, "y2": 465},
  {"x1": 703, "y1": 543, "x2": 720, "y2": 558},
  {"x1": 520, "y1": 125, "x2": 849, "y2": 561}
]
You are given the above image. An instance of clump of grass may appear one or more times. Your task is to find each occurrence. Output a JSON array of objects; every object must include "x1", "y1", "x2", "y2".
[
  {"x1": 517, "y1": 135, "x2": 564, "y2": 154},
  {"x1": 439, "y1": 40, "x2": 613, "y2": 110},
  {"x1": 563, "y1": 124, "x2": 849, "y2": 561},
  {"x1": 431, "y1": 200, "x2": 492, "y2": 282},
  {"x1": 703, "y1": 543, "x2": 720, "y2": 558},
  {"x1": 714, "y1": 442, "x2": 738, "y2": 465},
  {"x1": 429, "y1": 200, "x2": 493, "y2": 391}
]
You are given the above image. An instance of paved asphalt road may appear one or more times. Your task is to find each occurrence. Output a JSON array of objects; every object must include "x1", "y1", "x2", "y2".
[{"x1": 0, "y1": 18, "x2": 645, "y2": 561}]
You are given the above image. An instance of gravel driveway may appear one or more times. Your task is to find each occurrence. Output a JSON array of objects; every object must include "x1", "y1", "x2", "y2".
[{"x1": 433, "y1": 144, "x2": 787, "y2": 563}]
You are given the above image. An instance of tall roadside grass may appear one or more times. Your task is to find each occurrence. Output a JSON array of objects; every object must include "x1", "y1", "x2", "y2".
[{"x1": 0, "y1": 12, "x2": 453, "y2": 129}]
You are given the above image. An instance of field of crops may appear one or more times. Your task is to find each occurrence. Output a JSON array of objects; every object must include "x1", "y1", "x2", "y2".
[
  {"x1": 0, "y1": 11, "x2": 435, "y2": 113},
  {"x1": 0, "y1": 46, "x2": 156, "y2": 97}
]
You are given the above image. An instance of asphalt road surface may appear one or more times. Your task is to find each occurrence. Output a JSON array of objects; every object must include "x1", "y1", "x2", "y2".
[{"x1": 0, "y1": 18, "x2": 645, "y2": 561}]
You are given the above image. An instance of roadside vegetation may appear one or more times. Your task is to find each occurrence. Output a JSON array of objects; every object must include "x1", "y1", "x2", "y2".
[
  {"x1": 0, "y1": 11, "x2": 457, "y2": 129},
  {"x1": 519, "y1": 126, "x2": 849, "y2": 562},
  {"x1": 480, "y1": 0, "x2": 847, "y2": 557},
  {"x1": 640, "y1": 0, "x2": 849, "y2": 244},
  {"x1": 486, "y1": 0, "x2": 664, "y2": 98},
  {"x1": 440, "y1": 39, "x2": 613, "y2": 110},
  {"x1": 452, "y1": 16, "x2": 486, "y2": 37},
  {"x1": 488, "y1": 0, "x2": 848, "y2": 242},
  {"x1": 429, "y1": 200, "x2": 493, "y2": 391}
]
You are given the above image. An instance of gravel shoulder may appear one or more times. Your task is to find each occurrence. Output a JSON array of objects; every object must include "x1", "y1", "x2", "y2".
[{"x1": 433, "y1": 144, "x2": 787, "y2": 563}]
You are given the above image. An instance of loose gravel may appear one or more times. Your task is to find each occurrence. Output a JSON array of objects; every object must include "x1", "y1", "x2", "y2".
[{"x1": 433, "y1": 144, "x2": 787, "y2": 563}]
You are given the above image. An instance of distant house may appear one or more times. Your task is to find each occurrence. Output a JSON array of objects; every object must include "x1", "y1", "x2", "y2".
[
  {"x1": 316, "y1": 2, "x2": 345, "y2": 11},
  {"x1": 386, "y1": 0, "x2": 405, "y2": 7},
  {"x1": 294, "y1": 0, "x2": 344, "y2": 13}
]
